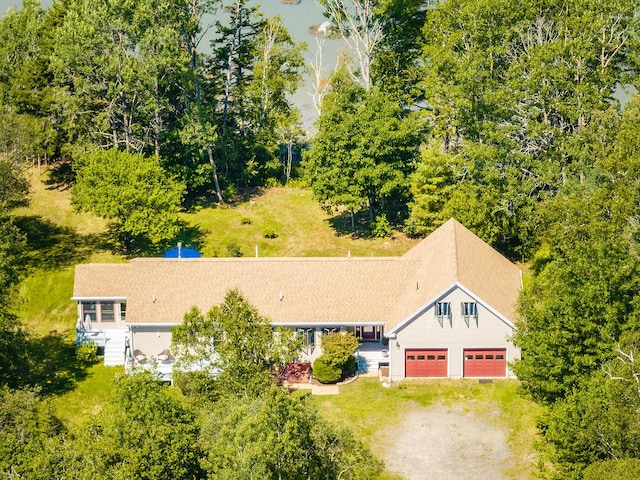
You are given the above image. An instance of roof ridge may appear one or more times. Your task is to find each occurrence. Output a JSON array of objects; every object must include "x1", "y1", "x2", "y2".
[
  {"x1": 130, "y1": 256, "x2": 401, "y2": 263},
  {"x1": 452, "y1": 220, "x2": 459, "y2": 280}
]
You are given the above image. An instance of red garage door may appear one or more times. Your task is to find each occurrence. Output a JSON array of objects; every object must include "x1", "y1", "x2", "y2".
[
  {"x1": 463, "y1": 349, "x2": 506, "y2": 377},
  {"x1": 405, "y1": 349, "x2": 447, "y2": 377}
]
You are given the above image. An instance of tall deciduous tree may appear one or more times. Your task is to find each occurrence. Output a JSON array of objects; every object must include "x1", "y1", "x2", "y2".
[
  {"x1": 0, "y1": 387, "x2": 64, "y2": 478},
  {"x1": 72, "y1": 148, "x2": 185, "y2": 253},
  {"x1": 320, "y1": 0, "x2": 385, "y2": 91},
  {"x1": 50, "y1": 0, "x2": 198, "y2": 157},
  {"x1": 513, "y1": 95, "x2": 640, "y2": 403},
  {"x1": 200, "y1": 385, "x2": 384, "y2": 479},
  {"x1": 172, "y1": 289, "x2": 301, "y2": 397},
  {"x1": 52, "y1": 373, "x2": 204, "y2": 479},
  {"x1": 372, "y1": 0, "x2": 427, "y2": 100},
  {"x1": 408, "y1": 0, "x2": 639, "y2": 256},
  {"x1": 540, "y1": 332, "x2": 640, "y2": 478},
  {"x1": 304, "y1": 71, "x2": 422, "y2": 230}
]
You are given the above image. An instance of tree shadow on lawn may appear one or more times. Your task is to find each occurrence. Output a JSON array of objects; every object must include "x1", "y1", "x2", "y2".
[
  {"x1": 183, "y1": 186, "x2": 259, "y2": 213},
  {"x1": 326, "y1": 211, "x2": 376, "y2": 239},
  {"x1": 23, "y1": 331, "x2": 92, "y2": 396},
  {"x1": 44, "y1": 158, "x2": 74, "y2": 191},
  {"x1": 14, "y1": 215, "x2": 110, "y2": 270}
]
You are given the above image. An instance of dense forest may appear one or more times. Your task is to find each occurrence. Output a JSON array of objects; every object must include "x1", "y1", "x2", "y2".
[{"x1": 1, "y1": 0, "x2": 640, "y2": 478}]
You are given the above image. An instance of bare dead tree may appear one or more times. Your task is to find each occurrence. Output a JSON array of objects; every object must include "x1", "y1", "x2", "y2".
[
  {"x1": 322, "y1": 0, "x2": 385, "y2": 91},
  {"x1": 308, "y1": 33, "x2": 338, "y2": 115}
]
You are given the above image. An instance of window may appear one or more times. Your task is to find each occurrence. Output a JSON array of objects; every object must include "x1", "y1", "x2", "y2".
[
  {"x1": 80, "y1": 301, "x2": 123, "y2": 323},
  {"x1": 101, "y1": 302, "x2": 115, "y2": 322},
  {"x1": 82, "y1": 302, "x2": 96, "y2": 323},
  {"x1": 461, "y1": 302, "x2": 478, "y2": 327},
  {"x1": 323, "y1": 328, "x2": 339, "y2": 335},
  {"x1": 120, "y1": 302, "x2": 126, "y2": 322},
  {"x1": 297, "y1": 328, "x2": 315, "y2": 349},
  {"x1": 435, "y1": 302, "x2": 452, "y2": 327}
]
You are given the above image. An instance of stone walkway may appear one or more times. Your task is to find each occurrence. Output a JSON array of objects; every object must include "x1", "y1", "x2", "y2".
[{"x1": 287, "y1": 382, "x2": 340, "y2": 395}]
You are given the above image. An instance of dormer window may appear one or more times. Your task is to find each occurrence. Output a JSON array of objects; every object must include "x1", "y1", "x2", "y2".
[
  {"x1": 461, "y1": 302, "x2": 478, "y2": 327},
  {"x1": 435, "y1": 302, "x2": 452, "y2": 327}
]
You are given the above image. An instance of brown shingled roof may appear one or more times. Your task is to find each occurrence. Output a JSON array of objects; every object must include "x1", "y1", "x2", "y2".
[
  {"x1": 72, "y1": 219, "x2": 521, "y2": 328},
  {"x1": 387, "y1": 219, "x2": 522, "y2": 330},
  {"x1": 73, "y1": 263, "x2": 131, "y2": 299}
]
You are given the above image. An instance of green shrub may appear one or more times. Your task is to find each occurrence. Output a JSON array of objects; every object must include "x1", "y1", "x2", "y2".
[
  {"x1": 262, "y1": 227, "x2": 278, "y2": 239},
  {"x1": 223, "y1": 184, "x2": 238, "y2": 202},
  {"x1": 583, "y1": 459, "x2": 640, "y2": 480},
  {"x1": 342, "y1": 355, "x2": 358, "y2": 377},
  {"x1": 76, "y1": 341, "x2": 98, "y2": 364},
  {"x1": 226, "y1": 242, "x2": 243, "y2": 257},
  {"x1": 322, "y1": 332, "x2": 360, "y2": 367},
  {"x1": 313, "y1": 356, "x2": 341, "y2": 384},
  {"x1": 240, "y1": 217, "x2": 252, "y2": 225},
  {"x1": 264, "y1": 177, "x2": 282, "y2": 188},
  {"x1": 370, "y1": 214, "x2": 392, "y2": 238}
]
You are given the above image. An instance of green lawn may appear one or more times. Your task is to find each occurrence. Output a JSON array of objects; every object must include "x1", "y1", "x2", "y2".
[
  {"x1": 183, "y1": 186, "x2": 417, "y2": 258},
  {"x1": 50, "y1": 364, "x2": 123, "y2": 425}
]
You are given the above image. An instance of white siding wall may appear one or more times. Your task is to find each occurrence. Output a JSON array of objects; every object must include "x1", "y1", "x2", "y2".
[
  {"x1": 130, "y1": 326, "x2": 173, "y2": 358},
  {"x1": 389, "y1": 287, "x2": 519, "y2": 380}
]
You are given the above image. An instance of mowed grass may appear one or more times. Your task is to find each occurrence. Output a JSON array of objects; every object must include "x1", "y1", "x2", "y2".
[
  {"x1": 184, "y1": 187, "x2": 418, "y2": 258},
  {"x1": 14, "y1": 168, "x2": 121, "y2": 338},
  {"x1": 14, "y1": 167, "x2": 107, "y2": 235},
  {"x1": 309, "y1": 378, "x2": 542, "y2": 480},
  {"x1": 51, "y1": 364, "x2": 124, "y2": 425}
]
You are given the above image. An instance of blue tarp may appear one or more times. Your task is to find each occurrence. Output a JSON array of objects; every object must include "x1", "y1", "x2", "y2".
[{"x1": 164, "y1": 247, "x2": 202, "y2": 258}]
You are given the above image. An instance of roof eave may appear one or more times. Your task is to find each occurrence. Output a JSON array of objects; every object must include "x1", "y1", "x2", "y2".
[{"x1": 72, "y1": 296, "x2": 127, "y2": 301}]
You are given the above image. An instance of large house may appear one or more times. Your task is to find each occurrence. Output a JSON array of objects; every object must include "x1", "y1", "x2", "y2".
[{"x1": 73, "y1": 218, "x2": 522, "y2": 381}]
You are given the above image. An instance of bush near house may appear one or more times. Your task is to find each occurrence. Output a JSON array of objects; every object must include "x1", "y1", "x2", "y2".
[
  {"x1": 313, "y1": 356, "x2": 342, "y2": 383},
  {"x1": 75, "y1": 341, "x2": 98, "y2": 365},
  {"x1": 312, "y1": 332, "x2": 360, "y2": 384}
]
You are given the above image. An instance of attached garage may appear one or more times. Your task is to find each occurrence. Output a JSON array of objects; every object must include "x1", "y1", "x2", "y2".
[
  {"x1": 463, "y1": 349, "x2": 506, "y2": 377},
  {"x1": 405, "y1": 349, "x2": 448, "y2": 377}
]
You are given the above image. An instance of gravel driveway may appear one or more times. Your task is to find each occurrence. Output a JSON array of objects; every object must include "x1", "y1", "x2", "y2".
[{"x1": 381, "y1": 404, "x2": 511, "y2": 479}]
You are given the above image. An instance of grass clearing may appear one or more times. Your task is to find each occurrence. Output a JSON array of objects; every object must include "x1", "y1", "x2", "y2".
[
  {"x1": 50, "y1": 364, "x2": 123, "y2": 425},
  {"x1": 14, "y1": 167, "x2": 107, "y2": 235},
  {"x1": 184, "y1": 187, "x2": 418, "y2": 258}
]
